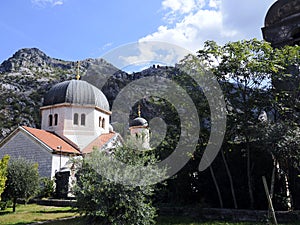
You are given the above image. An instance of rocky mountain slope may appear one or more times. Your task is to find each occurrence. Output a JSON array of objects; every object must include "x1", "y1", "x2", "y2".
[{"x1": 0, "y1": 48, "x2": 180, "y2": 141}]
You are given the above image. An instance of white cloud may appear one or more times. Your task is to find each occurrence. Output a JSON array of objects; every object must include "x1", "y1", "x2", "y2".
[
  {"x1": 53, "y1": 1, "x2": 63, "y2": 6},
  {"x1": 102, "y1": 42, "x2": 190, "y2": 72},
  {"x1": 102, "y1": 42, "x2": 113, "y2": 50},
  {"x1": 31, "y1": 0, "x2": 65, "y2": 7},
  {"x1": 138, "y1": 0, "x2": 275, "y2": 55}
]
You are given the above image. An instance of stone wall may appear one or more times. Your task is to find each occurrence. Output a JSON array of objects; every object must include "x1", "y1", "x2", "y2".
[{"x1": 0, "y1": 131, "x2": 52, "y2": 178}]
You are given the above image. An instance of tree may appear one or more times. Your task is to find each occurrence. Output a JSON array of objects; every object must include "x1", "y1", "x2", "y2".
[
  {"x1": 0, "y1": 155, "x2": 9, "y2": 201},
  {"x1": 259, "y1": 121, "x2": 300, "y2": 210},
  {"x1": 197, "y1": 39, "x2": 274, "y2": 208},
  {"x1": 259, "y1": 44, "x2": 300, "y2": 210},
  {"x1": 270, "y1": 45, "x2": 300, "y2": 124},
  {"x1": 3, "y1": 158, "x2": 39, "y2": 212},
  {"x1": 74, "y1": 145, "x2": 165, "y2": 225}
]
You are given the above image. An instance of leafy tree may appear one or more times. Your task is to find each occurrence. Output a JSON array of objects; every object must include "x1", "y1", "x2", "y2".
[
  {"x1": 197, "y1": 39, "x2": 275, "y2": 208},
  {"x1": 0, "y1": 155, "x2": 9, "y2": 201},
  {"x1": 74, "y1": 145, "x2": 165, "y2": 225},
  {"x1": 3, "y1": 158, "x2": 39, "y2": 212},
  {"x1": 259, "y1": 120, "x2": 300, "y2": 210},
  {"x1": 270, "y1": 45, "x2": 300, "y2": 124}
]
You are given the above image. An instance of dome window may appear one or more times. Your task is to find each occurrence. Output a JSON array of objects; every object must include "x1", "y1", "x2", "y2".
[
  {"x1": 102, "y1": 118, "x2": 105, "y2": 129},
  {"x1": 54, "y1": 114, "x2": 58, "y2": 126},
  {"x1": 81, "y1": 114, "x2": 86, "y2": 126},
  {"x1": 74, "y1": 113, "x2": 79, "y2": 125},
  {"x1": 99, "y1": 117, "x2": 102, "y2": 127},
  {"x1": 49, "y1": 115, "x2": 53, "y2": 127}
]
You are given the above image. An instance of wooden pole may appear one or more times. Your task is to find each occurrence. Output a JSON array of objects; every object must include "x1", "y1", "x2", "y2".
[{"x1": 262, "y1": 176, "x2": 278, "y2": 225}]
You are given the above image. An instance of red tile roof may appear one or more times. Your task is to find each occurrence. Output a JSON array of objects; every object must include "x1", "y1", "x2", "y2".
[
  {"x1": 21, "y1": 126, "x2": 80, "y2": 154},
  {"x1": 82, "y1": 132, "x2": 118, "y2": 154}
]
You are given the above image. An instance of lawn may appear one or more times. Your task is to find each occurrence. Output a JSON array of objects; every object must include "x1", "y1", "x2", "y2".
[
  {"x1": 0, "y1": 204, "x2": 300, "y2": 225},
  {"x1": 0, "y1": 204, "x2": 77, "y2": 225}
]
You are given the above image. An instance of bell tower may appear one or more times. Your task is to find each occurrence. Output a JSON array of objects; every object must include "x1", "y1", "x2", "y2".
[{"x1": 262, "y1": 0, "x2": 300, "y2": 47}]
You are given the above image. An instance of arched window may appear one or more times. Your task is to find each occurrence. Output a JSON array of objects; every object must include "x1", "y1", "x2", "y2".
[
  {"x1": 74, "y1": 113, "x2": 78, "y2": 125},
  {"x1": 49, "y1": 114, "x2": 53, "y2": 126},
  {"x1": 292, "y1": 28, "x2": 300, "y2": 45},
  {"x1": 99, "y1": 117, "x2": 102, "y2": 127},
  {"x1": 54, "y1": 114, "x2": 58, "y2": 126},
  {"x1": 102, "y1": 118, "x2": 105, "y2": 129},
  {"x1": 81, "y1": 114, "x2": 86, "y2": 126}
]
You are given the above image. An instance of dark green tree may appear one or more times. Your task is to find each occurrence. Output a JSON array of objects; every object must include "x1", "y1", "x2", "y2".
[
  {"x1": 3, "y1": 158, "x2": 39, "y2": 212},
  {"x1": 197, "y1": 39, "x2": 275, "y2": 209}
]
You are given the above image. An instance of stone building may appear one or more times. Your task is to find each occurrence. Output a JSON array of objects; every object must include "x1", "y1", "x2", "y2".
[{"x1": 262, "y1": 0, "x2": 300, "y2": 47}]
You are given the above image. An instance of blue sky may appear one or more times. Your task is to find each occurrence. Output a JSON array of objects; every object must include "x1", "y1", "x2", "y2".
[{"x1": 1, "y1": 0, "x2": 275, "y2": 68}]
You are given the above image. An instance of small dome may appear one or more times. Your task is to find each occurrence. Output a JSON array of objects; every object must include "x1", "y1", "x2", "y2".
[
  {"x1": 43, "y1": 80, "x2": 110, "y2": 111},
  {"x1": 130, "y1": 117, "x2": 148, "y2": 127}
]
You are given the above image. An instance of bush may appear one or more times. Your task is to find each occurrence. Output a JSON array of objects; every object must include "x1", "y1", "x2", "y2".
[
  {"x1": 74, "y1": 145, "x2": 165, "y2": 225},
  {"x1": 38, "y1": 177, "x2": 54, "y2": 198}
]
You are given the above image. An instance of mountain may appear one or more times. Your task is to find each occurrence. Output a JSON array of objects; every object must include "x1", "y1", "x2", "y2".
[{"x1": 0, "y1": 48, "x2": 180, "y2": 141}]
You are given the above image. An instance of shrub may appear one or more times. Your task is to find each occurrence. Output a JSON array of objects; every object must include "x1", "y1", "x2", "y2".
[
  {"x1": 38, "y1": 177, "x2": 54, "y2": 198},
  {"x1": 74, "y1": 145, "x2": 165, "y2": 225},
  {"x1": 3, "y1": 157, "x2": 39, "y2": 212}
]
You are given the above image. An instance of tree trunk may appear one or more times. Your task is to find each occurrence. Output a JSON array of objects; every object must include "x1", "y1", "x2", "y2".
[
  {"x1": 13, "y1": 198, "x2": 16, "y2": 213},
  {"x1": 270, "y1": 156, "x2": 276, "y2": 199},
  {"x1": 275, "y1": 161, "x2": 292, "y2": 210},
  {"x1": 284, "y1": 173, "x2": 292, "y2": 210},
  {"x1": 246, "y1": 140, "x2": 254, "y2": 209},
  {"x1": 268, "y1": 156, "x2": 277, "y2": 220},
  {"x1": 221, "y1": 149, "x2": 238, "y2": 209},
  {"x1": 209, "y1": 165, "x2": 223, "y2": 208}
]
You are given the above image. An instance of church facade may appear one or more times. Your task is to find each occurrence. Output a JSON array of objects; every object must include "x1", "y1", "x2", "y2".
[{"x1": 0, "y1": 79, "x2": 142, "y2": 178}]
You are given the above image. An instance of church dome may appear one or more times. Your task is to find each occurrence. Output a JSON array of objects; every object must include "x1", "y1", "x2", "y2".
[
  {"x1": 130, "y1": 117, "x2": 148, "y2": 127},
  {"x1": 43, "y1": 80, "x2": 110, "y2": 111}
]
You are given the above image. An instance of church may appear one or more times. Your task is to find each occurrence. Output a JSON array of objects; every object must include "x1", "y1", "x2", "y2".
[{"x1": 0, "y1": 78, "x2": 150, "y2": 179}]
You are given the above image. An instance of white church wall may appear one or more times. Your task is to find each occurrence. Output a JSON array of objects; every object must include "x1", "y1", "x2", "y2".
[
  {"x1": 51, "y1": 154, "x2": 72, "y2": 178},
  {"x1": 130, "y1": 127, "x2": 150, "y2": 149},
  {"x1": 93, "y1": 110, "x2": 110, "y2": 135},
  {"x1": 41, "y1": 105, "x2": 111, "y2": 150},
  {"x1": 0, "y1": 131, "x2": 53, "y2": 178}
]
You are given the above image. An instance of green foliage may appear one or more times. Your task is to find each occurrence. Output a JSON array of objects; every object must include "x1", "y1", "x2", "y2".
[
  {"x1": 38, "y1": 177, "x2": 54, "y2": 198},
  {"x1": 0, "y1": 155, "x2": 9, "y2": 201},
  {"x1": 3, "y1": 158, "x2": 39, "y2": 212},
  {"x1": 74, "y1": 145, "x2": 165, "y2": 225},
  {"x1": 270, "y1": 45, "x2": 300, "y2": 123}
]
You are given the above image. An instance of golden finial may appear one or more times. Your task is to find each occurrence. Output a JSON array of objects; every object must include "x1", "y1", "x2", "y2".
[
  {"x1": 138, "y1": 104, "x2": 141, "y2": 117},
  {"x1": 76, "y1": 61, "x2": 80, "y2": 80}
]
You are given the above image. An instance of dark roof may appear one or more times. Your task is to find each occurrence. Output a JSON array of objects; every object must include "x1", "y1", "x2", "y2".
[
  {"x1": 43, "y1": 80, "x2": 110, "y2": 111},
  {"x1": 129, "y1": 117, "x2": 148, "y2": 127}
]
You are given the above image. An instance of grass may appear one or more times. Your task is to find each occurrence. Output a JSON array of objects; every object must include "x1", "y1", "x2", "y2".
[
  {"x1": 0, "y1": 204, "x2": 77, "y2": 225},
  {"x1": 0, "y1": 204, "x2": 300, "y2": 225}
]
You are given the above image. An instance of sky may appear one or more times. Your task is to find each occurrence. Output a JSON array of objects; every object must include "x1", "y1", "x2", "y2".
[{"x1": 0, "y1": 0, "x2": 276, "y2": 70}]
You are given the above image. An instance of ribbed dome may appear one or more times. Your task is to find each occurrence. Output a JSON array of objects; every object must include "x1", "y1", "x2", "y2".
[
  {"x1": 43, "y1": 80, "x2": 110, "y2": 111},
  {"x1": 130, "y1": 117, "x2": 148, "y2": 127}
]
